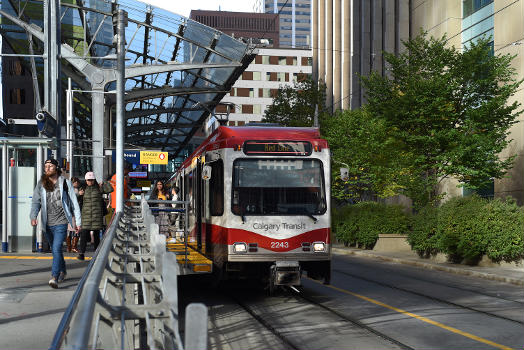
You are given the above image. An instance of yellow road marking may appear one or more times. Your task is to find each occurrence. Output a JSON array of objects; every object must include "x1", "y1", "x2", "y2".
[
  {"x1": 0, "y1": 256, "x2": 91, "y2": 260},
  {"x1": 312, "y1": 279, "x2": 514, "y2": 350}
]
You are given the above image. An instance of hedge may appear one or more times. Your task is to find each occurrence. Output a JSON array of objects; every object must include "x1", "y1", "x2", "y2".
[
  {"x1": 333, "y1": 201, "x2": 410, "y2": 249},
  {"x1": 409, "y1": 196, "x2": 524, "y2": 264},
  {"x1": 335, "y1": 196, "x2": 524, "y2": 264}
]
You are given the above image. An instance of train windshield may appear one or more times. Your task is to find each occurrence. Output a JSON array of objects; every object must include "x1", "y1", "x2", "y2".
[{"x1": 232, "y1": 159, "x2": 326, "y2": 215}]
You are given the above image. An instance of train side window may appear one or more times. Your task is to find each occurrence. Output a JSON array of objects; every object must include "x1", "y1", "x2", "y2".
[{"x1": 209, "y1": 160, "x2": 224, "y2": 216}]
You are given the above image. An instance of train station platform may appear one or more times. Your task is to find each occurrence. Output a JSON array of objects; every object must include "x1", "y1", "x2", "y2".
[
  {"x1": 0, "y1": 252, "x2": 92, "y2": 350},
  {"x1": 166, "y1": 237, "x2": 213, "y2": 274}
]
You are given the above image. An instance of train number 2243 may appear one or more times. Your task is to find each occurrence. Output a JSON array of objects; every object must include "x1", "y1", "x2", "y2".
[{"x1": 271, "y1": 241, "x2": 289, "y2": 249}]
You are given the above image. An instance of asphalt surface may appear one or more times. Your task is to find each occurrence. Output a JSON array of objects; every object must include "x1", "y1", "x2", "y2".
[{"x1": 1, "y1": 245, "x2": 523, "y2": 349}]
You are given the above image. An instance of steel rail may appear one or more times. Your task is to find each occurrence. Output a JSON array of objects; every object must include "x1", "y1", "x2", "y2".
[
  {"x1": 49, "y1": 211, "x2": 123, "y2": 350},
  {"x1": 50, "y1": 200, "x2": 206, "y2": 350}
]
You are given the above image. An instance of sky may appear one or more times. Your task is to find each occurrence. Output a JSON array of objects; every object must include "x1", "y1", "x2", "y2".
[{"x1": 138, "y1": 0, "x2": 258, "y2": 18}]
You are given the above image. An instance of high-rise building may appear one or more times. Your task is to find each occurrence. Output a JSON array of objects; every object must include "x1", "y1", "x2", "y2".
[
  {"x1": 412, "y1": 0, "x2": 524, "y2": 204},
  {"x1": 219, "y1": 47, "x2": 312, "y2": 126},
  {"x1": 190, "y1": 10, "x2": 279, "y2": 47},
  {"x1": 313, "y1": 0, "x2": 523, "y2": 204},
  {"x1": 265, "y1": 0, "x2": 312, "y2": 48},
  {"x1": 190, "y1": 10, "x2": 313, "y2": 128},
  {"x1": 313, "y1": 0, "x2": 410, "y2": 112}
]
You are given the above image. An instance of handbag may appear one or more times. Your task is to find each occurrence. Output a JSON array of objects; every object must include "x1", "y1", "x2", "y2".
[{"x1": 101, "y1": 198, "x2": 109, "y2": 216}]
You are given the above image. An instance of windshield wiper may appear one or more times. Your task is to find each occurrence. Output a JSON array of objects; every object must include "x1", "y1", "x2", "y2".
[{"x1": 306, "y1": 214, "x2": 318, "y2": 223}]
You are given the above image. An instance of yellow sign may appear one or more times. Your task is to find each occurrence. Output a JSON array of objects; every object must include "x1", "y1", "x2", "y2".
[
  {"x1": 136, "y1": 180, "x2": 152, "y2": 187},
  {"x1": 140, "y1": 151, "x2": 168, "y2": 164}
]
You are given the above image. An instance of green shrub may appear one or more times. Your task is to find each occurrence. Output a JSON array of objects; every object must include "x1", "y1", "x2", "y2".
[
  {"x1": 333, "y1": 202, "x2": 410, "y2": 249},
  {"x1": 332, "y1": 205, "x2": 358, "y2": 246},
  {"x1": 483, "y1": 198, "x2": 524, "y2": 263},
  {"x1": 407, "y1": 195, "x2": 524, "y2": 264},
  {"x1": 436, "y1": 195, "x2": 488, "y2": 263},
  {"x1": 408, "y1": 205, "x2": 439, "y2": 257}
]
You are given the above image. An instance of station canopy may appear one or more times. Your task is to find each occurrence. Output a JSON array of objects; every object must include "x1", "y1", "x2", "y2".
[{"x1": 0, "y1": 0, "x2": 255, "y2": 159}]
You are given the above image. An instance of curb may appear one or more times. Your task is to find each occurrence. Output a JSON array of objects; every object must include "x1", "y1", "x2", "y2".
[{"x1": 332, "y1": 247, "x2": 524, "y2": 287}]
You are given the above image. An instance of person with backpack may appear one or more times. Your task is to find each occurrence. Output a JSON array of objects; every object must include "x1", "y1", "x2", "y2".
[
  {"x1": 30, "y1": 158, "x2": 82, "y2": 289},
  {"x1": 76, "y1": 171, "x2": 113, "y2": 260}
]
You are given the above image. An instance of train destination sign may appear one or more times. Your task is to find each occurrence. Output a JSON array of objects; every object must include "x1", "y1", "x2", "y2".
[{"x1": 243, "y1": 141, "x2": 312, "y2": 156}]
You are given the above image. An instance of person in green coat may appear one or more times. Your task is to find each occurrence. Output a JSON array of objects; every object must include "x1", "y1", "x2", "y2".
[{"x1": 77, "y1": 171, "x2": 113, "y2": 260}]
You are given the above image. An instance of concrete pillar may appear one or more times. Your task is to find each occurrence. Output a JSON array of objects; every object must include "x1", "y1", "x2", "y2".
[
  {"x1": 384, "y1": 0, "x2": 395, "y2": 68},
  {"x1": 325, "y1": 0, "x2": 333, "y2": 111},
  {"x1": 318, "y1": 0, "x2": 325, "y2": 84},
  {"x1": 399, "y1": 0, "x2": 410, "y2": 51},
  {"x1": 342, "y1": 0, "x2": 351, "y2": 110},
  {"x1": 333, "y1": 0, "x2": 341, "y2": 111},
  {"x1": 351, "y1": 0, "x2": 361, "y2": 109},
  {"x1": 372, "y1": 0, "x2": 383, "y2": 74},
  {"x1": 91, "y1": 89, "x2": 105, "y2": 183},
  {"x1": 312, "y1": 0, "x2": 319, "y2": 82}
]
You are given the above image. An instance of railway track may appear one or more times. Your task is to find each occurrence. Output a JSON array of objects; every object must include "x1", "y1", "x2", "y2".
[
  {"x1": 331, "y1": 267, "x2": 524, "y2": 326},
  {"x1": 226, "y1": 287, "x2": 413, "y2": 350}
]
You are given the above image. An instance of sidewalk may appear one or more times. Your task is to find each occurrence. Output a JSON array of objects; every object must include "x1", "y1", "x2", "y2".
[
  {"x1": 0, "y1": 251, "x2": 92, "y2": 350},
  {"x1": 332, "y1": 245, "x2": 524, "y2": 286}
]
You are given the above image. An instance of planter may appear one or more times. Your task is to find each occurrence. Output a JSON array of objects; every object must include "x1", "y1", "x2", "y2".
[{"x1": 373, "y1": 234, "x2": 415, "y2": 254}]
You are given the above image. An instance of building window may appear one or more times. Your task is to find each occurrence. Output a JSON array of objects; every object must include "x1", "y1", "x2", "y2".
[
  {"x1": 253, "y1": 105, "x2": 261, "y2": 114},
  {"x1": 463, "y1": 180, "x2": 494, "y2": 199},
  {"x1": 262, "y1": 56, "x2": 270, "y2": 64},
  {"x1": 277, "y1": 72, "x2": 286, "y2": 82},
  {"x1": 463, "y1": 0, "x2": 493, "y2": 18},
  {"x1": 259, "y1": 88, "x2": 272, "y2": 98},
  {"x1": 252, "y1": 71, "x2": 261, "y2": 80},
  {"x1": 242, "y1": 104, "x2": 253, "y2": 114},
  {"x1": 266, "y1": 72, "x2": 277, "y2": 81},
  {"x1": 301, "y1": 57, "x2": 313, "y2": 66},
  {"x1": 278, "y1": 56, "x2": 287, "y2": 65},
  {"x1": 9, "y1": 88, "x2": 25, "y2": 104},
  {"x1": 236, "y1": 88, "x2": 253, "y2": 97},
  {"x1": 242, "y1": 71, "x2": 253, "y2": 80}
]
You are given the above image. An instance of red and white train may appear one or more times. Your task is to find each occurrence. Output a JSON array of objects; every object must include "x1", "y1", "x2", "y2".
[{"x1": 170, "y1": 125, "x2": 331, "y2": 289}]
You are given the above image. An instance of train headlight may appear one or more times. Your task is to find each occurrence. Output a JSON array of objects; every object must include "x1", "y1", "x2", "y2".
[
  {"x1": 233, "y1": 242, "x2": 247, "y2": 253},
  {"x1": 312, "y1": 242, "x2": 326, "y2": 252}
]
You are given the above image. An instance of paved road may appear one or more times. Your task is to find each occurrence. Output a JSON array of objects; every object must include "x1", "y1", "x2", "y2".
[
  {"x1": 0, "y1": 254, "x2": 90, "y2": 350},
  {"x1": 179, "y1": 254, "x2": 524, "y2": 350}
]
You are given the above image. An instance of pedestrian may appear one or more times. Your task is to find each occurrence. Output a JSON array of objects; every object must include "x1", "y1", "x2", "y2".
[
  {"x1": 66, "y1": 176, "x2": 82, "y2": 252},
  {"x1": 149, "y1": 180, "x2": 171, "y2": 236},
  {"x1": 77, "y1": 171, "x2": 113, "y2": 260},
  {"x1": 71, "y1": 177, "x2": 81, "y2": 195},
  {"x1": 109, "y1": 164, "x2": 130, "y2": 210},
  {"x1": 30, "y1": 158, "x2": 81, "y2": 289}
]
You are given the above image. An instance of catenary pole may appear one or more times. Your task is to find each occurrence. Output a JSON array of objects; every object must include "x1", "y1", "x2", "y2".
[{"x1": 116, "y1": 9, "x2": 127, "y2": 213}]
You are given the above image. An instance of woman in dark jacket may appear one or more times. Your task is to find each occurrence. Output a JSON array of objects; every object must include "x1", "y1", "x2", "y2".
[
  {"x1": 77, "y1": 171, "x2": 113, "y2": 260},
  {"x1": 149, "y1": 180, "x2": 171, "y2": 236}
]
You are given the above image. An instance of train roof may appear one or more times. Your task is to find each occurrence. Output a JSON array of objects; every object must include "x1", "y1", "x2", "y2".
[
  {"x1": 177, "y1": 125, "x2": 327, "y2": 171},
  {"x1": 213, "y1": 125, "x2": 321, "y2": 140}
]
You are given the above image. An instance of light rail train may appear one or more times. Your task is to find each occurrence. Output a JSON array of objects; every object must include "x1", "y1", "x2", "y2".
[{"x1": 169, "y1": 125, "x2": 331, "y2": 290}]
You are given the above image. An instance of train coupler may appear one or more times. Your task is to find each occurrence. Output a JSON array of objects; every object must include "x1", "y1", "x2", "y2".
[{"x1": 270, "y1": 261, "x2": 301, "y2": 286}]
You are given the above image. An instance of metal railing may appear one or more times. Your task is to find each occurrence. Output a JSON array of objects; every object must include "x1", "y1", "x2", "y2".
[{"x1": 50, "y1": 200, "x2": 207, "y2": 350}]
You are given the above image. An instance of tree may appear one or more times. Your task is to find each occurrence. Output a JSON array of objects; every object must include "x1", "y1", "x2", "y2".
[
  {"x1": 360, "y1": 31, "x2": 522, "y2": 208},
  {"x1": 321, "y1": 108, "x2": 414, "y2": 203},
  {"x1": 262, "y1": 77, "x2": 327, "y2": 127}
]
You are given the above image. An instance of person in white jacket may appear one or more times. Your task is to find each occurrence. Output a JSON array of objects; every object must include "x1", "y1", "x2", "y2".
[{"x1": 30, "y1": 158, "x2": 82, "y2": 289}]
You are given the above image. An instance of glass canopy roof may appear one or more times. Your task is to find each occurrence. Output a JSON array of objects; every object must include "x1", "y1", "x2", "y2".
[{"x1": 0, "y1": 0, "x2": 255, "y2": 159}]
